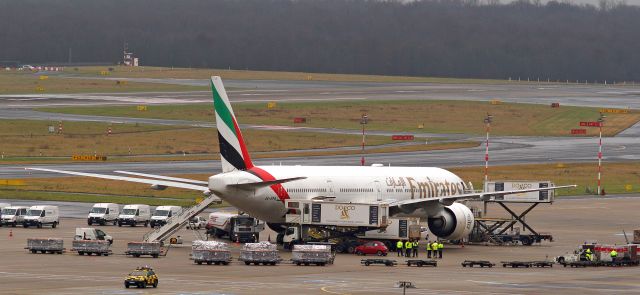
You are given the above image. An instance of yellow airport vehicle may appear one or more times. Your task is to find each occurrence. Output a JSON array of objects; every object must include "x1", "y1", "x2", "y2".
[{"x1": 124, "y1": 266, "x2": 158, "y2": 289}]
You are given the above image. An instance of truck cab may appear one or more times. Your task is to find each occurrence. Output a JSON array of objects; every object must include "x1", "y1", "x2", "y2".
[
  {"x1": 23, "y1": 205, "x2": 59, "y2": 228},
  {"x1": 74, "y1": 227, "x2": 114, "y2": 244},
  {"x1": 1, "y1": 206, "x2": 28, "y2": 227},
  {"x1": 206, "y1": 212, "x2": 262, "y2": 243},
  {"x1": 88, "y1": 203, "x2": 120, "y2": 226},
  {"x1": 150, "y1": 206, "x2": 182, "y2": 227}
]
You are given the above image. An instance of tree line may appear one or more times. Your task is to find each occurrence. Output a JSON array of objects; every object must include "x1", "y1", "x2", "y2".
[{"x1": 0, "y1": 0, "x2": 639, "y2": 81}]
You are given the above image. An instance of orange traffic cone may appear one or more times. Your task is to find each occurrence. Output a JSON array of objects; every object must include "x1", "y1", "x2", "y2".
[{"x1": 9, "y1": 229, "x2": 13, "y2": 238}]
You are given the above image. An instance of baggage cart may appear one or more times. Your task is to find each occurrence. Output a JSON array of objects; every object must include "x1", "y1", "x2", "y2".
[
  {"x1": 25, "y1": 238, "x2": 64, "y2": 254},
  {"x1": 461, "y1": 260, "x2": 495, "y2": 268},
  {"x1": 72, "y1": 240, "x2": 112, "y2": 256},
  {"x1": 191, "y1": 240, "x2": 231, "y2": 265},
  {"x1": 291, "y1": 244, "x2": 334, "y2": 266},
  {"x1": 405, "y1": 259, "x2": 437, "y2": 267},
  {"x1": 126, "y1": 241, "x2": 163, "y2": 258},
  {"x1": 239, "y1": 242, "x2": 281, "y2": 266},
  {"x1": 361, "y1": 258, "x2": 397, "y2": 266}
]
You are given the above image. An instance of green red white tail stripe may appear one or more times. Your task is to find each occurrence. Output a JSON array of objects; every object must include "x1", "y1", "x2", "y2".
[{"x1": 210, "y1": 76, "x2": 254, "y2": 172}]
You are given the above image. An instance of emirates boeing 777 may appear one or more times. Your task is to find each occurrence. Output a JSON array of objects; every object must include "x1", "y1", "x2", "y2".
[{"x1": 29, "y1": 76, "x2": 574, "y2": 241}]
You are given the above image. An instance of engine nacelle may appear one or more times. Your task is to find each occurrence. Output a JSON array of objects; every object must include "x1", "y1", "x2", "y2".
[{"x1": 427, "y1": 203, "x2": 474, "y2": 240}]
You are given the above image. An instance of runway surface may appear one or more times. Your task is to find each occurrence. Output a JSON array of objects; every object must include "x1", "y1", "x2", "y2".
[{"x1": 0, "y1": 78, "x2": 639, "y2": 178}]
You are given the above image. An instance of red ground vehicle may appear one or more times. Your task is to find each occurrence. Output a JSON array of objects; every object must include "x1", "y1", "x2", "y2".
[{"x1": 354, "y1": 241, "x2": 388, "y2": 256}]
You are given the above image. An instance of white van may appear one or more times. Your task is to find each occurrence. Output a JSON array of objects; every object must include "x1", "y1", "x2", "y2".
[
  {"x1": 75, "y1": 228, "x2": 113, "y2": 244},
  {"x1": 150, "y1": 206, "x2": 182, "y2": 227},
  {"x1": 0, "y1": 203, "x2": 10, "y2": 222},
  {"x1": 1, "y1": 206, "x2": 28, "y2": 227},
  {"x1": 23, "y1": 205, "x2": 59, "y2": 228},
  {"x1": 118, "y1": 204, "x2": 151, "y2": 227},
  {"x1": 88, "y1": 203, "x2": 120, "y2": 226}
]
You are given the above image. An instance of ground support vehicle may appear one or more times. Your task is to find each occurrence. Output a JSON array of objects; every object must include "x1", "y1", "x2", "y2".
[
  {"x1": 71, "y1": 240, "x2": 112, "y2": 256},
  {"x1": 405, "y1": 259, "x2": 437, "y2": 267},
  {"x1": 126, "y1": 242, "x2": 163, "y2": 258},
  {"x1": 124, "y1": 266, "x2": 158, "y2": 289},
  {"x1": 74, "y1": 228, "x2": 113, "y2": 244},
  {"x1": 150, "y1": 206, "x2": 182, "y2": 228},
  {"x1": 23, "y1": 205, "x2": 59, "y2": 228},
  {"x1": 461, "y1": 260, "x2": 495, "y2": 268},
  {"x1": 187, "y1": 216, "x2": 207, "y2": 230},
  {"x1": 1, "y1": 206, "x2": 28, "y2": 227},
  {"x1": 88, "y1": 203, "x2": 119, "y2": 226},
  {"x1": 191, "y1": 240, "x2": 231, "y2": 265},
  {"x1": 556, "y1": 243, "x2": 638, "y2": 267},
  {"x1": 206, "y1": 212, "x2": 262, "y2": 243},
  {"x1": 118, "y1": 204, "x2": 151, "y2": 227},
  {"x1": 239, "y1": 242, "x2": 281, "y2": 266},
  {"x1": 361, "y1": 258, "x2": 397, "y2": 267},
  {"x1": 291, "y1": 244, "x2": 334, "y2": 266},
  {"x1": 25, "y1": 238, "x2": 64, "y2": 254}
]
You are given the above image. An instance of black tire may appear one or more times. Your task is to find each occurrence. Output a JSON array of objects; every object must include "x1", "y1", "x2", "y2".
[
  {"x1": 335, "y1": 244, "x2": 346, "y2": 253},
  {"x1": 296, "y1": 262, "x2": 301, "y2": 266},
  {"x1": 197, "y1": 261, "x2": 203, "y2": 265},
  {"x1": 355, "y1": 251, "x2": 362, "y2": 256},
  {"x1": 152, "y1": 254, "x2": 159, "y2": 258},
  {"x1": 385, "y1": 262, "x2": 393, "y2": 266},
  {"x1": 88, "y1": 220, "x2": 93, "y2": 226},
  {"x1": 31, "y1": 250, "x2": 37, "y2": 254},
  {"x1": 23, "y1": 223, "x2": 28, "y2": 228},
  {"x1": 417, "y1": 262, "x2": 423, "y2": 267},
  {"x1": 347, "y1": 246, "x2": 356, "y2": 254},
  {"x1": 40, "y1": 250, "x2": 46, "y2": 254},
  {"x1": 52, "y1": 222, "x2": 57, "y2": 229},
  {"x1": 144, "y1": 221, "x2": 149, "y2": 227},
  {"x1": 364, "y1": 261, "x2": 371, "y2": 266},
  {"x1": 79, "y1": 252, "x2": 84, "y2": 255},
  {"x1": 87, "y1": 252, "x2": 92, "y2": 256},
  {"x1": 271, "y1": 262, "x2": 276, "y2": 266},
  {"x1": 245, "y1": 261, "x2": 250, "y2": 265},
  {"x1": 503, "y1": 264, "x2": 507, "y2": 268},
  {"x1": 140, "y1": 282, "x2": 146, "y2": 288},
  {"x1": 134, "y1": 254, "x2": 140, "y2": 257},
  {"x1": 558, "y1": 257, "x2": 565, "y2": 264},
  {"x1": 103, "y1": 253, "x2": 109, "y2": 256},
  {"x1": 131, "y1": 223, "x2": 135, "y2": 227},
  {"x1": 113, "y1": 220, "x2": 117, "y2": 226},
  {"x1": 12, "y1": 222, "x2": 17, "y2": 227},
  {"x1": 376, "y1": 251, "x2": 384, "y2": 256},
  {"x1": 37, "y1": 222, "x2": 42, "y2": 229},
  {"x1": 304, "y1": 262, "x2": 310, "y2": 266},
  {"x1": 124, "y1": 283, "x2": 129, "y2": 289},
  {"x1": 207, "y1": 262, "x2": 212, "y2": 265},
  {"x1": 153, "y1": 280, "x2": 157, "y2": 288},
  {"x1": 223, "y1": 262, "x2": 229, "y2": 265}
]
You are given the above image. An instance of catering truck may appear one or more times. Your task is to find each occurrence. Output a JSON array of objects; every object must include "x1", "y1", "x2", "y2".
[
  {"x1": 88, "y1": 203, "x2": 119, "y2": 226},
  {"x1": 118, "y1": 204, "x2": 151, "y2": 227},
  {"x1": 23, "y1": 205, "x2": 59, "y2": 228},
  {"x1": 205, "y1": 212, "x2": 263, "y2": 243},
  {"x1": 280, "y1": 200, "x2": 423, "y2": 252},
  {"x1": 150, "y1": 206, "x2": 182, "y2": 227}
]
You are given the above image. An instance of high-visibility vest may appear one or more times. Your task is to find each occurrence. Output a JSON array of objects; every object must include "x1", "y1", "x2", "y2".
[
  {"x1": 405, "y1": 241, "x2": 413, "y2": 249},
  {"x1": 413, "y1": 241, "x2": 419, "y2": 248},
  {"x1": 426, "y1": 243, "x2": 432, "y2": 251},
  {"x1": 438, "y1": 243, "x2": 444, "y2": 249},
  {"x1": 396, "y1": 241, "x2": 404, "y2": 249},
  {"x1": 610, "y1": 250, "x2": 618, "y2": 258},
  {"x1": 432, "y1": 242, "x2": 438, "y2": 250}
]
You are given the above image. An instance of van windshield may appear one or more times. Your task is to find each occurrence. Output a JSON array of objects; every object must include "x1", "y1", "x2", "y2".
[
  {"x1": 27, "y1": 210, "x2": 43, "y2": 217},
  {"x1": 2, "y1": 208, "x2": 16, "y2": 215},
  {"x1": 90, "y1": 207, "x2": 107, "y2": 214},
  {"x1": 153, "y1": 210, "x2": 170, "y2": 217},
  {"x1": 235, "y1": 218, "x2": 254, "y2": 227},
  {"x1": 122, "y1": 209, "x2": 137, "y2": 215}
]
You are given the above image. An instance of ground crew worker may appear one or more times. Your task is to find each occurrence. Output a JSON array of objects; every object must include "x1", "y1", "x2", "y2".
[
  {"x1": 438, "y1": 241, "x2": 444, "y2": 259},
  {"x1": 585, "y1": 248, "x2": 592, "y2": 261},
  {"x1": 426, "y1": 241, "x2": 432, "y2": 258},
  {"x1": 396, "y1": 240, "x2": 404, "y2": 257},
  {"x1": 431, "y1": 241, "x2": 439, "y2": 258},
  {"x1": 610, "y1": 249, "x2": 618, "y2": 261},
  {"x1": 412, "y1": 240, "x2": 419, "y2": 257},
  {"x1": 405, "y1": 240, "x2": 413, "y2": 257}
]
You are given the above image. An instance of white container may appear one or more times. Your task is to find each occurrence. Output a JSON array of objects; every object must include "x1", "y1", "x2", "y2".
[
  {"x1": 88, "y1": 203, "x2": 120, "y2": 226},
  {"x1": 23, "y1": 205, "x2": 59, "y2": 228},
  {"x1": 74, "y1": 227, "x2": 113, "y2": 244}
]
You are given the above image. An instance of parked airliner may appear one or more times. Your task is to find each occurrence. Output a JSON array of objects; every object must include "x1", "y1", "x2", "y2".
[{"x1": 29, "y1": 76, "x2": 574, "y2": 240}]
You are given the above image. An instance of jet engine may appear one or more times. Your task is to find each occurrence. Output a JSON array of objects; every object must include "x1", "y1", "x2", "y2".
[{"x1": 427, "y1": 203, "x2": 474, "y2": 240}]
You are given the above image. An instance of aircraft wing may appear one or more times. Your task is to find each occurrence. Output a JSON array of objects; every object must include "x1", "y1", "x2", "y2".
[
  {"x1": 26, "y1": 168, "x2": 210, "y2": 192},
  {"x1": 389, "y1": 185, "x2": 577, "y2": 208},
  {"x1": 114, "y1": 170, "x2": 208, "y2": 185}
]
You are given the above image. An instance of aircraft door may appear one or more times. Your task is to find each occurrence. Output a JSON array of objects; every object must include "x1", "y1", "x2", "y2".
[
  {"x1": 374, "y1": 180, "x2": 382, "y2": 202},
  {"x1": 302, "y1": 203, "x2": 310, "y2": 223},
  {"x1": 326, "y1": 179, "x2": 334, "y2": 198}
]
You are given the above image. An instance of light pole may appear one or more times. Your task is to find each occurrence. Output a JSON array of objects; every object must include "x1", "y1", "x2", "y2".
[
  {"x1": 360, "y1": 114, "x2": 368, "y2": 166},
  {"x1": 483, "y1": 114, "x2": 493, "y2": 187},
  {"x1": 597, "y1": 114, "x2": 606, "y2": 196}
]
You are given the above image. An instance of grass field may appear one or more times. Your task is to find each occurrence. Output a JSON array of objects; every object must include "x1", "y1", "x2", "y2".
[
  {"x1": 3, "y1": 161, "x2": 637, "y2": 205},
  {"x1": 0, "y1": 119, "x2": 405, "y2": 158},
  {"x1": 72, "y1": 66, "x2": 508, "y2": 84},
  {"x1": 40, "y1": 100, "x2": 640, "y2": 137},
  {"x1": 0, "y1": 70, "x2": 205, "y2": 94}
]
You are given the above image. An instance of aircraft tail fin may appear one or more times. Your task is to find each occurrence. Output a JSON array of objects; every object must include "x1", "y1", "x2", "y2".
[{"x1": 210, "y1": 76, "x2": 254, "y2": 173}]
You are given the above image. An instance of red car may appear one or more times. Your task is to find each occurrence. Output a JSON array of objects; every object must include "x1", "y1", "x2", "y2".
[{"x1": 354, "y1": 241, "x2": 388, "y2": 256}]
